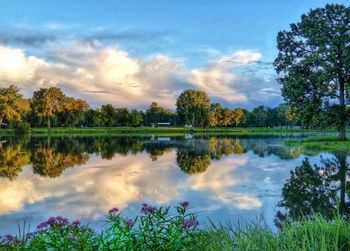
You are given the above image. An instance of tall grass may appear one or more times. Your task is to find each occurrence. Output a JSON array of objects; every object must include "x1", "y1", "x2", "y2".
[{"x1": 192, "y1": 214, "x2": 350, "y2": 251}]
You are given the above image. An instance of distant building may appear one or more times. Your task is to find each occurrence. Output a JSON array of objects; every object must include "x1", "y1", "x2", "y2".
[{"x1": 151, "y1": 122, "x2": 171, "y2": 127}]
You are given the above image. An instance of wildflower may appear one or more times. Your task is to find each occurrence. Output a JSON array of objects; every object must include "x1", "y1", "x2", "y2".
[
  {"x1": 46, "y1": 216, "x2": 69, "y2": 226},
  {"x1": 141, "y1": 204, "x2": 157, "y2": 214},
  {"x1": 181, "y1": 219, "x2": 198, "y2": 229},
  {"x1": 56, "y1": 216, "x2": 69, "y2": 224},
  {"x1": 108, "y1": 207, "x2": 119, "y2": 214},
  {"x1": 36, "y1": 221, "x2": 48, "y2": 229},
  {"x1": 180, "y1": 201, "x2": 189, "y2": 207},
  {"x1": 47, "y1": 217, "x2": 56, "y2": 225},
  {"x1": 71, "y1": 220, "x2": 81, "y2": 228},
  {"x1": 125, "y1": 218, "x2": 134, "y2": 228},
  {"x1": 3, "y1": 234, "x2": 14, "y2": 243}
]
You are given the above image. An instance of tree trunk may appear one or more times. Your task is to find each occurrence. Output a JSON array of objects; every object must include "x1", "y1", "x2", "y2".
[
  {"x1": 339, "y1": 77, "x2": 346, "y2": 140},
  {"x1": 47, "y1": 117, "x2": 51, "y2": 129},
  {"x1": 0, "y1": 116, "x2": 3, "y2": 129}
]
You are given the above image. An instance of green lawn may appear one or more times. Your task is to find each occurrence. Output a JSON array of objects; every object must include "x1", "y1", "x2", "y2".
[
  {"x1": 0, "y1": 126, "x2": 337, "y2": 136},
  {"x1": 285, "y1": 136, "x2": 350, "y2": 152}
]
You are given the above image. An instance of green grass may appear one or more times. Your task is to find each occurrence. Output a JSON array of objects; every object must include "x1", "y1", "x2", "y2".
[
  {"x1": 0, "y1": 126, "x2": 337, "y2": 136},
  {"x1": 192, "y1": 214, "x2": 350, "y2": 251},
  {"x1": 285, "y1": 136, "x2": 350, "y2": 152}
]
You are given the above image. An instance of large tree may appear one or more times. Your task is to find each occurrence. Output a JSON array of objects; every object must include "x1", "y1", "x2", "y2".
[
  {"x1": 274, "y1": 4, "x2": 350, "y2": 139},
  {"x1": 0, "y1": 85, "x2": 30, "y2": 128},
  {"x1": 31, "y1": 87, "x2": 66, "y2": 129},
  {"x1": 60, "y1": 97, "x2": 89, "y2": 127},
  {"x1": 176, "y1": 89, "x2": 211, "y2": 127}
]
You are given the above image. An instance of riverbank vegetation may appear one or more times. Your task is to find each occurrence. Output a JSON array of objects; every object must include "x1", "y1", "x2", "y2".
[{"x1": 1, "y1": 202, "x2": 349, "y2": 251}]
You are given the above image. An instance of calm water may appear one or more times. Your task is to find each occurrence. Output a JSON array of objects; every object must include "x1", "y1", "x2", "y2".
[{"x1": 0, "y1": 134, "x2": 347, "y2": 234}]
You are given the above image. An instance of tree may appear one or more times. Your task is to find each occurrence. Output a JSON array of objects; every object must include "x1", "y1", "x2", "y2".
[
  {"x1": 101, "y1": 104, "x2": 115, "y2": 127},
  {"x1": 60, "y1": 97, "x2": 89, "y2": 127},
  {"x1": 129, "y1": 109, "x2": 143, "y2": 127},
  {"x1": 176, "y1": 89, "x2": 211, "y2": 127},
  {"x1": 0, "y1": 85, "x2": 30, "y2": 128},
  {"x1": 208, "y1": 103, "x2": 223, "y2": 127},
  {"x1": 115, "y1": 108, "x2": 131, "y2": 126},
  {"x1": 274, "y1": 4, "x2": 350, "y2": 139},
  {"x1": 231, "y1": 108, "x2": 244, "y2": 126},
  {"x1": 251, "y1": 105, "x2": 268, "y2": 127},
  {"x1": 31, "y1": 87, "x2": 65, "y2": 128}
]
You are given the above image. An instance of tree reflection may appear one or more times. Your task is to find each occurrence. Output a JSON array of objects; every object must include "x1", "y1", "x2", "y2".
[
  {"x1": 176, "y1": 147, "x2": 211, "y2": 174},
  {"x1": 209, "y1": 137, "x2": 245, "y2": 160},
  {"x1": 276, "y1": 151, "x2": 350, "y2": 227},
  {"x1": 92, "y1": 137, "x2": 144, "y2": 159},
  {"x1": 0, "y1": 135, "x2": 307, "y2": 179},
  {"x1": 0, "y1": 139, "x2": 30, "y2": 180},
  {"x1": 31, "y1": 138, "x2": 90, "y2": 178}
]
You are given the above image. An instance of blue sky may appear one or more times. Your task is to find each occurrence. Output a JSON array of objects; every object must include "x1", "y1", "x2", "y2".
[{"x1": 0, "y1": 0, "x2": 348, "y2": 109}]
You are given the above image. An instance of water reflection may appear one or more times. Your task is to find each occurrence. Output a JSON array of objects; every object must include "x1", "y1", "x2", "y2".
[
  {"x1": 0, "y1": 134, "x2": 311, "y2": 234},
  {"x1": 0, "y1": 135, "x2": 303, "y2": 179},
  {"x1": 276, "y1": 151, "x2": 350, "y2": 226}
]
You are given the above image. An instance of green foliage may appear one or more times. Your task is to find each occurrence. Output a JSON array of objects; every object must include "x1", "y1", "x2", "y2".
[
  {"x1": 0, "y1": 85, "x2": 30, "y2": 127},
  {"x1": 208, "y1": 103, "x2": 244, "y2": 127},
  {"x1": 191, "y1": 214, "x2": 350, "y2": 251},
  {"x1": 176, "y1": 89, "x2": 211, "y2": 127},
  {"x1": 274, "y1": 4, "x2": 350, "y2": 138},
  {"x1": 31, "y1": 87, "x2": 66, "y2": 128},
  {"x1": 1, "y1": 85, "x2": 304, "y2": 129}
]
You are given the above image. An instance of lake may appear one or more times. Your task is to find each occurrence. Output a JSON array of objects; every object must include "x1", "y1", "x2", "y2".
[{"x1": 0, "y1": 134, "x2": 346, "y2": 235}]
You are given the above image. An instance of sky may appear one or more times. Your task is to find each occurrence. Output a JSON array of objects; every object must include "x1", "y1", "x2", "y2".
[{"x1": 0, "y1": 0, "x2": 349, "y2": 110}]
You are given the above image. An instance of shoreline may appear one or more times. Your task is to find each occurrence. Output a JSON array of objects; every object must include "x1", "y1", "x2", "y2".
[{"x1": 0, "y1": 127, "x2": 338, "y2": 136}]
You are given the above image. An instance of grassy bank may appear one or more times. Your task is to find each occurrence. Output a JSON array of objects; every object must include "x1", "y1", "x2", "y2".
[
  {"x1": 1, "y1": 203, "x2": 349, "y2": 251},
  {"x1": 285, "y1": 136, "x2": 350, "y2": 152},
  {"x1": 0, "y1": 126, "x2": 337, "y2": 136}
]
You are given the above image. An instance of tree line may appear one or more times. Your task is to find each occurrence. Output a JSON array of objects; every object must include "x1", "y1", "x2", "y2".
[{"x1": 0, "y1": 85, "x2": 299, "y2": 129}]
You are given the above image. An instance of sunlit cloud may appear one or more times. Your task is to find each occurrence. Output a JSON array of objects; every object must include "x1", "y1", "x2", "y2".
[{"x1": 0, "y1": 41, "x2": 281, "y2": 108}]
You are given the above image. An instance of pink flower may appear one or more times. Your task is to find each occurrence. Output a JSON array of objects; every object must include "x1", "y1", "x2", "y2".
[
  {"x1": 36, "y1": 222, "x2": 48, "y2": 229},
  {"x1": 125, "y1": 218, "x2": 134, "y2": 228},
  {"x1": 71, "y1": 220, "x2": 81, "y2": 227},
  {"x1": 181, "y1": 219, "x2": 199, "y2": 229},
  {"x1": 108, "y1": 207, "x2": 119, "y2": 214},
  {"x1": 141, "y1": 204, "x2": 157, "y2": 214},
  {"x1": 180, "y1": 201, "x2": 189, "y2": 207}
]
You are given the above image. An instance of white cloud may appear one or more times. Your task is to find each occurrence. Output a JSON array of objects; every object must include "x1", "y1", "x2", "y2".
[
  {"x1": 217, "y1": 50, "x2": 262, "y2": 66},
  {"x1": 0, "y1": 43, "x2": 279, "y2": 108}
]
